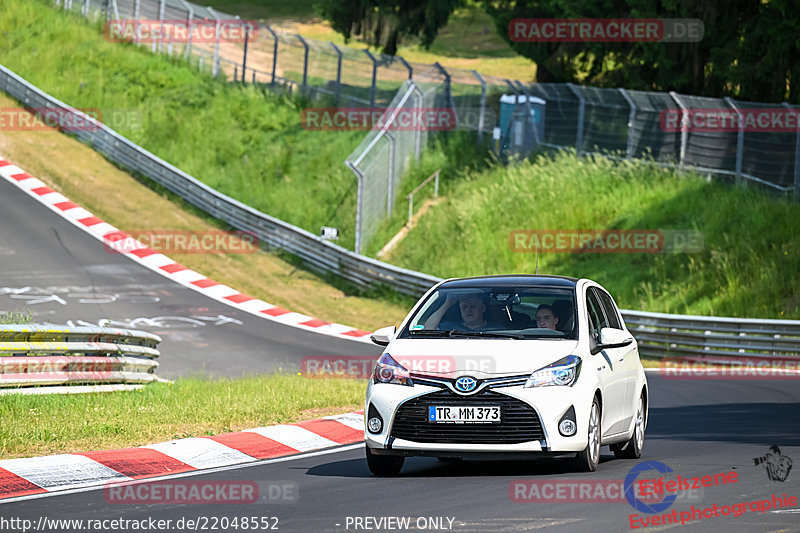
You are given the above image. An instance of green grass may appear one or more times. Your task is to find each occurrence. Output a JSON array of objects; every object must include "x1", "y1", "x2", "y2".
[
  {"x1": 0, "y1": 374, "x2": 365, "y2": 459},
  {"x1": 0, "y1": 0, "x2": 365, "y2": 249},
  {"x1": 0, "y1": 309, "x2": 34, "y2": 324},
  {"x1": 379, "y1": 151, "x2": 800, "y2": 319}
]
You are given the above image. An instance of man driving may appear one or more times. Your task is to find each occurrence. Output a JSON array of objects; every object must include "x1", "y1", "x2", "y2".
[
  {"x1": 535, "y1": 304, "x2": 559, "y2": 330},
  {"x1": 425, "y1": 293, "x2": 499, "y2": 331}
]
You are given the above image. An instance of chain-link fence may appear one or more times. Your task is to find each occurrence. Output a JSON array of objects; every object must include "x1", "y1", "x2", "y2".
[{"x1": 53, "y1": 0, "x2": 800, "y2": 256}]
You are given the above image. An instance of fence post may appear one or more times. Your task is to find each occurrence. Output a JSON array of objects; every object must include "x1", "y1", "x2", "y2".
[
  {"x1": 155, "y1": 0, "x2": 165, "y2": 54},
  {"x1": 347, "y1": 161, "x2": 365, "y2": 255},
  {"x1": 433, "y1": 62, "x2": 455, "y2": 117},
  {"x1": 670, "y1": 91, "x2": 689, "y2": 168},
  {"x1": 411, "y1": 82, "x2": 424, "y2": 160},
  {"x1": 397, "y1": 56, "x2": 413, "y2": 80},
  {"x1": 784, "y1": 102, "x2": 800, "y2": 202},
  {"x1": 296, "y1": 34, "x2": 309, "y2": 92},
  {"x1": 241, "y1": 23, "x2": 251, "y2": 83},
  {"x1": 725, "y1": 97, "x2": 745, "y2": 187},
  {"x1": 208, "y1": 8, "x2": 222, "y2": 78},
  {"x1": 386, "y1": 132, "x2": 396, "y2": 216},
  {"x1": 134, "y1": 0, "x2": 140, "y2": 21},
  {"x1": 566, "y1": 83, "x2": 585, "y2": 156},
  {"x1": 83, "y1": 0, "x2": 89, "y2": 17},
  {"x1": 179, "y1": 1, "x2": 193, "y2": 60},
  {"x1": 265, "y1": 25, "x2": 278, "y2": 86},
  {"x1": 329, "y1": 42, "x2": 342, "y2": 106},
  {"x1": 618, "y1": 88, "x2": 637, "y2": 159},
  {"x1": 472, "y1": 70, "x2": 487, "y2": 144},
  {"x1": 363, "y1": 50, "x2": 378, "y2": 109}
]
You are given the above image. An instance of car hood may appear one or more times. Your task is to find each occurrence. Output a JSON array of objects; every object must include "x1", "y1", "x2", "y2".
[{"x1": 386, "y1": 338, "x2": 580, "y2": 378}]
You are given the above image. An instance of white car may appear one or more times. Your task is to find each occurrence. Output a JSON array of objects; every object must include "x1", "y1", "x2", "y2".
[{"x1": 364, "y1": 275, "x2": 648, "y2": 475}]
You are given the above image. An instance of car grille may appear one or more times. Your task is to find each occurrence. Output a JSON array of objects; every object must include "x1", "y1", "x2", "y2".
[{"x1": 390, "y1": 389, "x2": 545, "y2": 444}]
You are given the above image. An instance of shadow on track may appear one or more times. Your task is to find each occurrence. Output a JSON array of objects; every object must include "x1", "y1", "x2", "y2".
[{"x1": 647, "y1": 402, "x2": 800, "y2": 445}]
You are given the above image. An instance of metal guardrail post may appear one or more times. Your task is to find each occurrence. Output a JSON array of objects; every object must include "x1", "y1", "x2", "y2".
[
  {"x1": 618, "y1": 88, "x2": 637, "y2": 159},
  {"x1": 329, "y1": 42, "x2": 342, "y2": 106},
  {"x1": 472, "y1": 70, "x2": 487, "y2": 144},
  {"x1": 208, "y1": 8, "x2": 222, "y2": 78},
  {"x1": 296, "y1": 34, "x2": 309, "y2": 92},
  {"x1": 179, "y1": 0, "x2": 193, "y2": 60},
  {"x1": 363, "y1": 50, "x2": 378, "y2": 109},
  {"x1": 397, "y1": 56, "x2": 413, "y2": 80},
  {"x1": 670, "y1": 91, "x2": 689, "y2": 168},
  {"x1": 783, "y1": 102, "x2": 800, "y2": 202},
  {"x1": 265, "y1": 25, "x2": 278, "y2": 86},
  {"x1": 566, "y1": 83, "x2": 585, "y2": 156},
  {"x1": 725, "y1": 97, "x2": 745, "y2": 187}
]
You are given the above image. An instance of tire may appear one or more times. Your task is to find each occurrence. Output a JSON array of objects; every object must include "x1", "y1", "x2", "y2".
[
  {"x1": 612, "y1": 392, "x2": 645, "y2": 459},
  {"x1": 365, "y1": 446, "x2": 404, "y2": 475},
  {"x1": 574, "y1": 397, "x2": 601, "y2": 472}
]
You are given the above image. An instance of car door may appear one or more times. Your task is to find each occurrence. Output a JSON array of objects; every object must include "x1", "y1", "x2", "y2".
[
  {"x1": 586, "y1": 287, "x2": 626, "y2": 437},
  {"x1": 596, "y1": 288, "x2": 639, "y2": 433}
]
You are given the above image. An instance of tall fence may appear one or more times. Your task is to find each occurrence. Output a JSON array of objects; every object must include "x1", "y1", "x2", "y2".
[{"x1": 54, "y1": 0, "x2": 800, "y2": 259}]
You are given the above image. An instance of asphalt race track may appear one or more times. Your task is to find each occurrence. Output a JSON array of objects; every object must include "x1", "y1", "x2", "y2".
[
  {"x1": 2, "y1": 176, "x2": 800, "y2": 532},
  {"x1": 0, "y1": 178, "x2": 380, "y2": 379},
  {"x1": 3, "y1": 374, "x2": 798, "y2": 532}
]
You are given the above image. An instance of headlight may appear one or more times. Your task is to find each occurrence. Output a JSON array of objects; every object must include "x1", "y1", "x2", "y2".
[
  {"x1": 524, "y1": 355, "x2": 581, "y2": 388},
  {"x1": 372, "y1": 353, "x2": 413, "y2": 386}
]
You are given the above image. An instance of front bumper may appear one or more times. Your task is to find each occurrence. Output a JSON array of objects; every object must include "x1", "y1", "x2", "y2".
[{"x1": 365, "y1": 378, "x2": 595, "y2": 456}]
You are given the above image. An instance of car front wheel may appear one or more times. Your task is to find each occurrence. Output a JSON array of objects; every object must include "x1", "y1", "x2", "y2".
[
  {"x1": 574, "y1": 397, "x2": 601, "y2": 472},
  {"x1": 612, "y1": 392, "x2": 645, "y2": 459},
  {"x1": 366, "y1": 446, "x2": 404, "y2": 475}
]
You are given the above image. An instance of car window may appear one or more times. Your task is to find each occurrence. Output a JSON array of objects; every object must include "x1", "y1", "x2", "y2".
[
  {"x1": 397, "y1": 286, "x2": 577, "y2": 339},
  {"x1": 596, "y1": 289, "x2": 622, "y2": 329},
  {"x1": 586, "y1": 288, "x2": 607, "y2": 340}
]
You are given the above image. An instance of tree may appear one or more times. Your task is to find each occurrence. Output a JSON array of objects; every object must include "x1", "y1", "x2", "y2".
[
  {"x1": 315, "y1": 0, "x2": 461, "y2": 56},
  {"x1": 482, "y1": 0, "x2": 800, "y2": 103}
]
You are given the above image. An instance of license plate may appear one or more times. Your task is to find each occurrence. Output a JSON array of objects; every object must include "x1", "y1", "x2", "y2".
[{"x1": 428, "y1": 405, "x2": 500, "y2": 424}]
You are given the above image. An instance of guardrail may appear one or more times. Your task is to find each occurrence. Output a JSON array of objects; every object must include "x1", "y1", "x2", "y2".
[
  {"x1": 622, "y1": 310, "x2": 800, "y2": 360},
  {"x1": 2, "y1": 65, "x2": 798, "y2": 361},
  {"x1": 0, "y1": 325, "x2": 161, "y2": 389},
  {"x1": 0, "y1": 64, "x2": 440, "y2": 297}
]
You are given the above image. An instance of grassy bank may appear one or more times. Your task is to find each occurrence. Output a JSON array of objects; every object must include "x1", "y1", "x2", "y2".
[
  {"x1": 0, "y1": 374, "x2": 364, "y2": 459},
  {"x1": 380, "y1": 152, "x2": 800, "y2": 319},
  {"x1": 0, "y1": 0, "x2": 365, "y2": 248}
]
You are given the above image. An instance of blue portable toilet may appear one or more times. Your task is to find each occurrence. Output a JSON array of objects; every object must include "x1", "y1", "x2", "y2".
[{"x1": 498, "y1": 94, "x2": 546, "y2": 150}]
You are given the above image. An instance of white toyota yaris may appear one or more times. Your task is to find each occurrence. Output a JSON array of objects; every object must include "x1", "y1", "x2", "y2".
[{"x1": 364, "y1": 275, "x2": 648, "y2": 475}]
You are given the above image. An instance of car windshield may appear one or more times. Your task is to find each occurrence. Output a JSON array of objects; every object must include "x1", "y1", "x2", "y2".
[{"x1": 398, "y1": 286, "x2": 578, "y2": 339}]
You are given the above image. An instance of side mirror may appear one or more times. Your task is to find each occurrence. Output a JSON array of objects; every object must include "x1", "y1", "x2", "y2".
[
  {"x1": 370, "y1": 326, "x2": 396, "y2": 346},
  {"x1": 590, "y1": 327, "x2": 634, "y2": 355}
]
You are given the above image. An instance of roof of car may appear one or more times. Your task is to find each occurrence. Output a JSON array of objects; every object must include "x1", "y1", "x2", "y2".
[{"x1": 439, "y1": 274, "x2": 578, "y2": 289}]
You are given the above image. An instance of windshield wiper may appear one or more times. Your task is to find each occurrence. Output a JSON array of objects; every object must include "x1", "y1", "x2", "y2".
[
  {"x1": 445, "y1": 330, "x2": 525, "y2": 339},
  {"x1": 409, "y1": 329, "x2": 525, "y2": 339}
]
